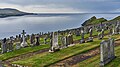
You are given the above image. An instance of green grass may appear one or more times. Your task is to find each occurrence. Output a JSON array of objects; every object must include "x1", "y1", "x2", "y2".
[
  {"x1": 0, "y1": 44, "x2": 49, "y2": 61},
  {"x1": 73, "y1": 35, "x2": 120, "y2": 67},
  {"x1": 12, "y1": 38, "x2": 104, "y2": 67},
  {"x1": 74, "y1": 44, "x2": 120, "y2": 67},
  {"x1": 12, "y1": 34, "x2": 120, "y2": 67}
]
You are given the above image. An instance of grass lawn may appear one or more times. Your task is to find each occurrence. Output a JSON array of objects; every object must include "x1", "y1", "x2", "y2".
[
  {"x1": 12, "y1": 38, "x2": 107, "y2": 67},
  {"x1": 0, "y1": 30, "x2": 109, "y2": 61},
  {"x1": 74, "y1": 43, "x2": 120, "y2": 67},
  {"x1": 72, "y1": 34, "x2": 120, "y2": 67},
  {"x1": 12, "y1": 34, "x2": 120, "y2": 67},
  {"x1": 0, "y1": 44, "x2": 50, "y2": 61}
]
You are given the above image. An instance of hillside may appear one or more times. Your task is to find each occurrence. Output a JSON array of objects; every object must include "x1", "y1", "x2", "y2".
[
  {"x1": 81, "y1": 16, "x2": 107, "y2": 26},
  {"x1": 0, "y1": 8, "x2": 32, "y2": 18}
]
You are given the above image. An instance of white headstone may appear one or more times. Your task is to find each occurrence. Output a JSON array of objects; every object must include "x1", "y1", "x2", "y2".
[{"x1": 20, "y1": 30, "x2": 28, "y2": 47}]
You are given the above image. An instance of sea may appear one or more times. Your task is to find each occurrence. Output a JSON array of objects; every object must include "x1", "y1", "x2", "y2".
[{"x1": 0, "y1": 13, "x2": 120, "y2": 39}]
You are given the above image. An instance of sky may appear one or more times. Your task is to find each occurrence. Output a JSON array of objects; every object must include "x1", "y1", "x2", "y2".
[{"x1": 0, "y1": 0, "x2": 120, "y2": 13}]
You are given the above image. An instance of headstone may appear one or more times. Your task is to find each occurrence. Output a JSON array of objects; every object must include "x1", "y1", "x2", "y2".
[
  {"x1": 1, "y1": 38, "x2": 7, "y2": 54},
  {"x1": 100, "y1": 38, "x2": 115, "y2": 66},
  {"x1": 98, "y1": 29, "x2": 104, "y2": 40},
  {"x1": 75, "y1": 29, "x2": 80, "y2": 36},
  {"x1": 20, "y1": 30, "x2": 28, "y2": 47},
  {"x1": 49, "y1": 32, "x2": 60, "y2": 52},
  {"x1": 35, "y1": 35, "x2": 40, "y2": 46},
  {"x1": 0, "y1": 60, "x2": 3, "y2": 67},
  {"x1": 44, "y1": 36, "x2": 47, "y2": 44},
  {"x1": 115, "y1": 21, "x2": 120, "y2": 34},
  {"x1": 109, "y1": 27, "x2": 113, "y2": 36},
  {"x1": 61, "y1": 36, "x2": 67, "y2": 48},
  {"x1": 87, "y1": 27, "x2": 93, "y2": 42},
  {"x1": 66, "y1": 32, "x2": 73, "y2": 45},
  {"x1": 16, "y1": 42, "x2": 21, "y2": 50},
  {"x1": 30, "y1": 34, "x2": 35, "y2": 46},
  {"x1": 80, "y1": 28, "x2": 85, "y2": 43},
  {"x1": 7, "y1": 37, "x2": 14, "y2": 52}
]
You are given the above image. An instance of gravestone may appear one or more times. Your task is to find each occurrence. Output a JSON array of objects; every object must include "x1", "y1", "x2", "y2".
[
  {"x1": 61, "y1": 36, "x2": 67, "y2": 48},
  {"x1": 20, "y1": 30, "x2": 28, "y2": 47},
  {"x1": 7, "y1": 37, "x2": 14, "y2": 52},
  {"x1": 30, "y1": 34, "x2": 35, "y2": 46},
  {"x1": 115, "y1": 21, "x2": 120, "y2": 34},
  {"x1": 80, "y1": 28, "x2": 85, "y2": 43},
  {"x1": 35, "y1": 35, "x2": 40, "y2": 46},
  {"x1": 0, "y1": 60, "x2": 3, "y2": 67},
  {"x1": 16, "y1": 42, "x2": 21, "y2": 50},
  {"x1": 75, "y1": 29, "x2": 80, "y2": 36},
  {"x1": 109, "y1": 27, "x2": 113, "y2": 36},
  {"x1": 66, "y1": 32, "x2": 73, "y2": 46},
  {"x1": 44, "y1": 36, "x2": 47, "y2": 44},
  {"x1": 87, "y1": 27, "x2": 93, "y2": 42},
  {"x1": 98, "y1": 29, "x2": 104, "y2": 40},
  {"x1": 1, "y1": 38, "x2": 7, "y2": 54},
  {"x1": 100, "y1": 38, "x2": 115, "y2": 66},
  {"x1": 49, "y1": 32, "x2": 60, "y2": 52}
]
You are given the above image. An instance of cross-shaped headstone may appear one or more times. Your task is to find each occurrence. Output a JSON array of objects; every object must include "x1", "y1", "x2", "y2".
[{"x1": 20, "y1": 30, "x2": 28, "y2": 47}]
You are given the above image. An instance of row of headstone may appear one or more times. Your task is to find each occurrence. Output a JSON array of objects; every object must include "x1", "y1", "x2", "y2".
[
  {"x1": 49, "y1": 32, "x2": 74, "y2": 52},
  {"x1": 80, "y1": 27, "x2": 93, "y2": 43},
  {"x1": 1, "y1": 30, "x2": 42, "y2": 54},
  {"x1": 100, "y1": 38, "x2": 115, "y2": 66},
  {"x1": 1, "y1": 37, "x2": 14, "y2": 54}
]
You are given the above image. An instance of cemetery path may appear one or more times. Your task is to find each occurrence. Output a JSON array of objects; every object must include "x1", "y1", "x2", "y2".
[
  {"x1": 3, "y1": 48, "x2": 49, "y2": 67},
  {"x1": 49, "y1": 39, "x2": 120, "y2": 67}
]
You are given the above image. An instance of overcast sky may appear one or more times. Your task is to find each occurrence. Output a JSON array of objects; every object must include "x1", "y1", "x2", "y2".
[{"x1": 0, "y1": 0, "x2": 120, "y2": 13}]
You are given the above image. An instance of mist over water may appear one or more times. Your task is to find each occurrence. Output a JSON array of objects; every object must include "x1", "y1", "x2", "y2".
[{"x1": 0, "y1": 13, "x2": 120, "y2": 39}]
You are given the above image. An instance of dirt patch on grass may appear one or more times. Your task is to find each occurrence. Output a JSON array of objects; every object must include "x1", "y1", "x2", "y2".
[{"x1": 49, "y1": 39, "x2": 120, "y2": 67}]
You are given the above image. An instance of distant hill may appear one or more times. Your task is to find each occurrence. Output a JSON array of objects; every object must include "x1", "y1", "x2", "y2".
[
  {"x1": 0, "y1": 8, "x2": 33, "y2": 18},
  {"x1": 81, "y1": 16, "x2": 107, "y2": 26}
]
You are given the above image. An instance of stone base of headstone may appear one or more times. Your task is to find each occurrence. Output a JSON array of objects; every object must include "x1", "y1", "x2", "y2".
[
  {"x1": 100, "y1": 56, "x2": 116, "y2": 67},
  {"x1": 20, "y1": 42, "x2": 28, "y2": 48},
  {"x1": 49, "y1": 48, "x2": 60, "y2": 53},
  {"x1": 80, "y1": 39, "x2": 85, "y2": 44},
  {"x1": 87, "y1": 37, "x2": 93, "y2": 42},
  {"x1": 68, "y1": 44, "x2": 75, "y2": 47}
]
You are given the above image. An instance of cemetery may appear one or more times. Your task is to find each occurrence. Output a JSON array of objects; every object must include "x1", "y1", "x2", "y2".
[{"x1": 0, "y1": 16, "x2": 120, "y2": 67}]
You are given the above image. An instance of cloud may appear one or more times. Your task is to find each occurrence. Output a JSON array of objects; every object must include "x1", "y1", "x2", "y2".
[
  {"x1": 0, "y1": 0, "x2": 120, "y2": 13},
  {"x1": 0, "y1": 3, "x2": 81, "y2": 13}
]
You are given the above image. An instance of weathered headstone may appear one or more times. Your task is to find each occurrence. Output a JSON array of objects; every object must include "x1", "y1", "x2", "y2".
[
  {"x1": 80, "y1": 28, "x2": 85, "y2": 43},
  {"x1": 66, "y1": 32, "x2": 73, "y2": 45},
  {"x1": 49, "y1": 32, "x2": 59, "y2": 52},
  {"x1": 44, "y1": 36, "x2": 47, "y2": 44},
  {"x1": 16, "y1": 42, "x2": 21, "y2": 50},
  {"x1": 7, "y1": 37, "x2": 14, "y2": 52},
  {"x1": 100, "y1": 38, "x2": 115, "y2": 66},
  {"x1": 1, "y1": 38, "x2": 7, "y2": 54},
  {"x1": 35, "y1": 35, "x2": 40, "y2": 46},
  {"x1": 87, "y1": 27, "x2": 93, "y2": 42},
  {"x1": 98, "y1": 29, "x2": 104, "y2": 40},
  {"x1": 20, "y1": 30, "x2": 28, "y2": 47},
  {"x1": 30, "y1": 34, "x2": 35, "y2": 46},
  {"x1": 75, "y1": 29, "x2": 80, "y2": 36},
  {"x1": 115, "y1": 21, "x2": 120, "y2": 34},
  {"x1": 61, "y1": 36, "x2": 67, "y2": 48}
]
